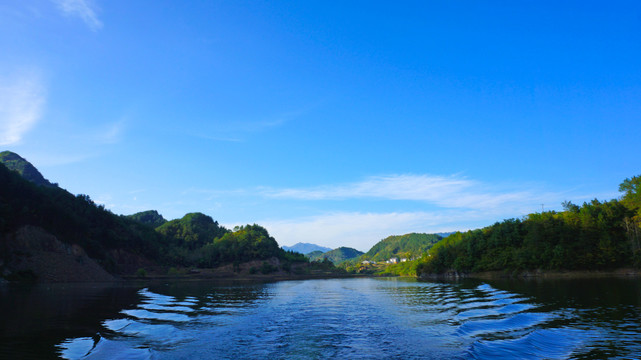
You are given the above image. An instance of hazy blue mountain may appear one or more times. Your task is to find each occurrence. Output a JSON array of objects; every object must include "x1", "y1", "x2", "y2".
[
  {"x1": 435, "y1": 232, "x2": 454, "y2": 238},
  {"x1": 282, "y1": 242, "x2": 332, "y2": 254}
]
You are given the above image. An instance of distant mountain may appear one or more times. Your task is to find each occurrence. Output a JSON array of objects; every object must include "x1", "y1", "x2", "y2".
[
  {"x1": 309, "y1": 247, "x2": 364, "y2": 264},
  {"x1": 0, "y1": 151, "x2": 56, "y2": 187},
  {"x1": 282, "y1": 242, "x2": 332, "y2": 254},
  {"x1": 435, "y1": 232, "x2": 454, "y2": 238},
  {"x1": 126, "y1": 210, "x2": 168, "y2": 228},
  {"x1": 363, "y1": 233, "x2": 442, "y2": 261}
]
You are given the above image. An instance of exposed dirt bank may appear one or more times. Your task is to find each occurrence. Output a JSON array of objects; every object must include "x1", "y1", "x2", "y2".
[{"x1": 0, "y1": 226, "x2": 116, "y2": 282}]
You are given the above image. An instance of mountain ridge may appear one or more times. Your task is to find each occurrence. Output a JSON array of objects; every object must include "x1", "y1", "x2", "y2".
[
  {"x1": 0, "y1": 151, "x2": 56, "y2": 187},
  {"x1": 0, "y1": 152, "x2": 311, "y2": 282},
  {"x1": 125, "y1": 210, "x2": 167, "y2": 228},
  {"x1": 282, "y1": 242, "x2": 332, "y2": 254}
]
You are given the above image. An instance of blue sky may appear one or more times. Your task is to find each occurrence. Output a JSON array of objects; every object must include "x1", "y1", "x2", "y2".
[{"x1": 1, "y1": 1, "x2": 640, "y2": 251}]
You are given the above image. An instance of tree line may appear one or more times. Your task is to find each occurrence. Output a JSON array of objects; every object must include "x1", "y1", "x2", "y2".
[
  {"x1": 0, "y1": 160, "x2": 308, "y2": 278},
  {"x1": 417, "y1": 176, "x2": 641, "y2": 275}
]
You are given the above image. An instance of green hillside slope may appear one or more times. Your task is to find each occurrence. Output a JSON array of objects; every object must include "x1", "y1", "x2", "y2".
[
  {"x1": 0, "y1": 160, "x2": 170, "y2": 276},
  {"x1": 126, "y1": 210, "x2": 167, "y2": 228},
  {"x1": 0, "y1": 153, "x2": 311, "y2": 281},
  {"x1": 363, "y1": 233, "x2": 442, "y2": 262},
  {"x1": 156, "y1": 213, "x2": 229, "y2": 250},
  {"x1": 310, "y1": 247, "x2": 364, "y2": 264},
  {"x1": 0, "y1": 151, "x2": 56, "y2": 187}
]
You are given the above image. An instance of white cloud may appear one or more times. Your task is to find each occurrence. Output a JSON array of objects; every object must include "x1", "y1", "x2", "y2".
[
  {"x1": 260, "y1": 211, "x2": 481, "y2": 252},
  {"x1": 93, "y1": 193, "x2": 115, "y2": 208},
  {"x1": 0, "y1": 72, "x2": 46, "y2": 146},
  {"x1": 52, "y1": 0, "x2": 102, "y2": 31},
  {"x1": 251, "y1": 174, "x2": 581, "y2": 250},
  {"x1": 165, "y1": 174, "x2": 594, "y2": 251},
  {"x1": 262, "y1": 174, "x2": 553, "y2": 212}
]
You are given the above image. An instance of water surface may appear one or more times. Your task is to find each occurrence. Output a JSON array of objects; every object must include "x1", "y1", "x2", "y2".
[{"x1": 1, "y1": 277, "x2": 641, "y2": 359}]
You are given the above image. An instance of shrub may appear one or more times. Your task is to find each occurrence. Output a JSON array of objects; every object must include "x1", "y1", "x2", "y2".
[{"x1": 260, "y1": 261, "x2": 278, "y2": 274}]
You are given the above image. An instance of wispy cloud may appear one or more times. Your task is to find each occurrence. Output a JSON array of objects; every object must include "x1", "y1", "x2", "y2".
[
  {"x1": 98, "y1": 119, "x2": 126, "y2": 144},
  {"x1": 191, "y1": 108, "x2": 307, "y2": 142},
  {"x1": 231, "y1": 108, "x2": 306, "y2": 133},
  {"x1": 31, "y1": 152, "x2": 95, "y2": 167},
  {"x1": 250, "y1": 174, "x2": 572, "y2": 250},
  {"x1": 182, "y1": 188, "x2": 249, "y2": 201},
  {"x1": 0, "y1": 71, "x2": 46, "y2": 146},
  {"x1": 252, "y1": 174, "x2": 593, "y2": 250},
  {"x1": 231, "y1": 117, "x2": 289, "y2": 133},
  {"x1": 262, "y1": 174, "x2": 556, "y2": 213},
  {"x1": 193, "y1": 134, "x2": 244, "y2": 143},
  {"x1": 261, "y1": 210, "x2": 482, "y2": 252},
  {"x1": 52, "y1": 0, "x2": 102, "y2": 31}
]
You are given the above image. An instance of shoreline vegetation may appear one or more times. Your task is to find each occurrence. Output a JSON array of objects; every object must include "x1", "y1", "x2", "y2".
[
  {"x1": 1, "y1": 151, "x2": 641, "y2": 284},
  {"x1": 415, "y1": 175, "x2": 641, "y2": 279},
  {"x1": 121, "y1": 267, "x2": 366, "y2": 283},
  {"x1": 420, "y1": 268, "x2": 641, "y2": 281},
  {"x1": 0, "y1": 152, "x2": 349, "y2": 283}
]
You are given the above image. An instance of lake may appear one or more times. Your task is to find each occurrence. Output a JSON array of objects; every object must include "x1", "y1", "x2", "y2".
[{"x1": 1, "y1": 277, "x2": 641, "y2": 359}]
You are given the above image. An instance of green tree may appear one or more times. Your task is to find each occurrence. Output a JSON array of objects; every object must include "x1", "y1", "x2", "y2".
[
  {"x1": 619, "y1": 176, "x2": 641, "y2": 213},
  {"x1": 620, "y1": 175, "x2": 641, "y2": 265},
  {"x1": 416, "y1": 193, "x2": 637, "y2": 276}
]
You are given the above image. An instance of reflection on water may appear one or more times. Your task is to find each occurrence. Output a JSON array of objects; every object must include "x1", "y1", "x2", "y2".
[{"x1": 1, "y1": 277, "x2": 641, "y2": 359}]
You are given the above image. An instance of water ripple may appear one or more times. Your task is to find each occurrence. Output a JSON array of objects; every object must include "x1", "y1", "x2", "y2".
[{"x1": 54, "y1": 278, "x2": 641, "y2": 359}]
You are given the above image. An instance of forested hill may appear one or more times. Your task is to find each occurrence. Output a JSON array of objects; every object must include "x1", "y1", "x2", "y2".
[
  {"x1": 0, "y1": 152, "x2": 308, "y2": 282},
  {"x1": 156, "y1": 213, "x2": 229, "y2": 250},
  {"x1": 309, "y1": 247, "x2": 364, "y2": 264},
  {"x1": 0, "y1": 158, "x2": 169, "y2": 278},
  {"x1": 363, "y1": 233, "x2": 443, "y2": 262},
  {"x1": 125, "y1": 210, "x2": 167, "y2": 228},
  {"x1": 417, "y1": 176, "x2": 641, "y2": 276}
]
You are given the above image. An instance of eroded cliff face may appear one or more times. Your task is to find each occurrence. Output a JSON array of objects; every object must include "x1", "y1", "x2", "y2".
[{"x1": 0, "y1": 226, "x2": 116, "y2": 282}]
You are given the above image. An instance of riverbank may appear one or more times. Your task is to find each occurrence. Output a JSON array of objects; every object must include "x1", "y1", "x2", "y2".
[
  {"x1": 419, "y1": 268, "x2": 641, "y2": 280},
  {"x1": 118, "y1": 258, "x2": 366, "y2": 283},
  {"x1": 121, "y1": 269, "x2": 366, "y2": 283}
]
